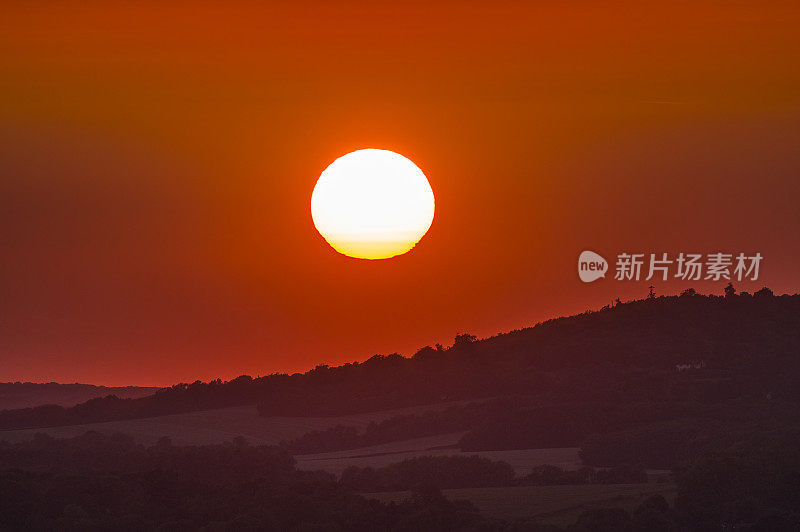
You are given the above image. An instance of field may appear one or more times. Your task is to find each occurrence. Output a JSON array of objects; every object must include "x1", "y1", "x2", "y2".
[
  {"x1": 0, "y1": 403, "x2": 675, "y2": 526},
  {"x1": 368, "y1": 483, "x2": 677, "y2": 527},
  {"x1": 0, "y1": 403, "x2": 466, "y2": 446},
  {"x1": 0, "y1": 402, "x2": 586, "y2": 475},
  {"x1": 295, "y1": 440, "x2": 582, "y2": 476}
]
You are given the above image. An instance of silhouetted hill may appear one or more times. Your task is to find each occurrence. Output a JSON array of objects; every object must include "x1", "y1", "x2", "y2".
[
  {"x1": 265, "y1": 287, "x2": 800, "y2": 416},
  {"x1": 0, "y1": 382, "x2": 160, "y2": 410},
  {"x1": 2, "y1": 288, "x2": 799, "y2": 431}
]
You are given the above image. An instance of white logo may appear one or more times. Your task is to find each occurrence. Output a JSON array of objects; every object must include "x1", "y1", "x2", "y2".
[{"x1": 578, "y1": 251, "x2": 608, "y2": 283}]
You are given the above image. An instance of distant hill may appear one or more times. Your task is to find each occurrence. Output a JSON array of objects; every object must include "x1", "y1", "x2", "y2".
[
  {"x1": 0, "y1": 382, "x2": 160, "y2": 410},
  {"x1": 2, "y1": 288, "x2": 798, "y2": 432}
]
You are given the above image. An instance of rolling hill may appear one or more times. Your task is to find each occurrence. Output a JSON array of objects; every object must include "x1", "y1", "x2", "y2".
[
  {"x1": 0, "y1": 382, "x2": 160, "y2": 410},
  {"x1": 2, "y1": 288, "x2": 797, "y2": 433}
]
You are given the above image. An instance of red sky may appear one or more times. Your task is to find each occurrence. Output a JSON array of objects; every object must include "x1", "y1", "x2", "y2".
[{"x1": 1, "y1": 1, "x2": 799, "y2": 386}]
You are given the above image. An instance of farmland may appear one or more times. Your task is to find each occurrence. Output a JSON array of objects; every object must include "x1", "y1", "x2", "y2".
[
  {"x1": 367, "y1": 483, "x2": 677, "y2": 527},
  {"x1": 0, "y1": 403, "x2": 462, "y2": 446},
  {"x1": 295, "y1": 439, "x2": 582, "y2": 476},
  {"x1": 0, "y1": 402, "x2": 587, "y2": 476}
]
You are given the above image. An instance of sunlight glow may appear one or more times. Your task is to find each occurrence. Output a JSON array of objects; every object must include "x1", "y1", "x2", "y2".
[{"x1": 311, "y1": 149, "x2": 435, "y2": 259}]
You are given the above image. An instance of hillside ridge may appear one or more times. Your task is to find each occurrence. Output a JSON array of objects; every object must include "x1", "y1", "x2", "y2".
[{"x1": 2, "y1": 287, "x2": 797, "y2": 430}]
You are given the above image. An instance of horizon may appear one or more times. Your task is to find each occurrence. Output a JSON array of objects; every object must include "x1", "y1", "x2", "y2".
[
  {"x1": 7, "y1": 284, "x2": 790, "y2": 388},
  {"x1": 2, "y1": 2, "x2": 799, "y2": 387}
]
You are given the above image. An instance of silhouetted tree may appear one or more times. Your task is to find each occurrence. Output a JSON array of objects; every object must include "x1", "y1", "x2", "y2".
[
  {"x1": 724, "y1": 282, "x2": 736, "y2": 298},
  {"x1": 452, "y1": 333, "x2": 478, "y2": 349},
  {"x1": 755, "y1": 286, "x2": 774, "y2": 298}
]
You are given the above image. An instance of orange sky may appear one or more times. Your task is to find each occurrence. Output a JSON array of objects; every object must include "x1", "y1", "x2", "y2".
[{"x1": 1, "y1": 1, "x2": 799, "y2": 386}]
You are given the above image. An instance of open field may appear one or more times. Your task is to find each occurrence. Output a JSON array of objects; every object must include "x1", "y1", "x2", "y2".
[
  {"x1": 0, "y1": 401, "x2": 476, "y2": 446},
  {"x1": 295, "y1": 442, "x2": 582, "y2": 476},
  {"x1": 0, "y1": 403, "x2": 445, "y2": 446},
  {"x1": 2, "y1": 400, "x2": 675, "y2": 482},
  {"x1": 0, "y1": 403, "x2": 584, "y2": 476},
  {"x1": 0, "y1": 401, "x2": 588, "y2": 476},
  {"x1": 367, "y1": 483, "x2": 677, "y2": 527}
]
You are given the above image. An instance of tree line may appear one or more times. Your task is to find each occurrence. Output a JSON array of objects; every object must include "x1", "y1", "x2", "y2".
[
  {"x1": 3, "y1": 289, "x2": 798, "y2": 434},
  {"x1": 4, "y1": 430, "x2": 797, "y2": 530}
]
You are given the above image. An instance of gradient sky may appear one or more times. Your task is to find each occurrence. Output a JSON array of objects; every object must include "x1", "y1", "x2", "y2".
[{"x1": 2, "y1": 1, "x2": 799, "y2": 386}]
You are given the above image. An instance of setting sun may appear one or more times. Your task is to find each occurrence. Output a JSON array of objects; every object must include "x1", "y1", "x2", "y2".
[{"x1": 311, "y1": 149, "x2": 435, "y2": 259}]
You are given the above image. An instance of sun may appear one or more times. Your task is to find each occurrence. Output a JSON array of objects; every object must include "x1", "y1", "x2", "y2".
[{"x1": 311, "y1": 149, "x2": 435, "y2": 259}]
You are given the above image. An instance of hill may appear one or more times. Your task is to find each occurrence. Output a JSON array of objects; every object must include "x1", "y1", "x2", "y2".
[
  {"x1": 2, "y1": 288, "x2": 800, "y2": 529},
  {"x1": 2, "y1": 287, "x2": 798, "y2": 431},
  {"x1": 0, "y1": 382, "x2": 160, "y2": 410}
]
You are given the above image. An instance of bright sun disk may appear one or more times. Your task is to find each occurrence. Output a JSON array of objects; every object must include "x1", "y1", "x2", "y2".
[{"x1": 311, "y1": 149, "x2": 435, "y2": 259}]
